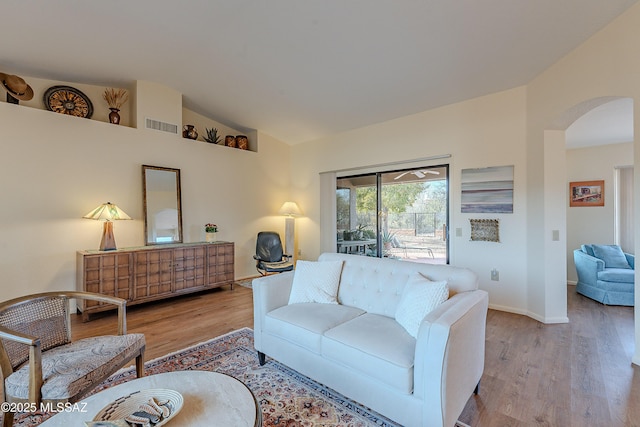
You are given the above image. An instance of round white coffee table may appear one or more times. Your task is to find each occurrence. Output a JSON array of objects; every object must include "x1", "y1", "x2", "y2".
[{"x1": 40, "y1": 371, "x2": 261, "y2": 426}]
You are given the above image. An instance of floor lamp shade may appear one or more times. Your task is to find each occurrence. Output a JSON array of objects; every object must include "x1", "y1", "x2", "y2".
[
  {"x1": 278, "y1": 202, "x2": 302, "y2": 217},
  {"x1": 83, "y1": 202, "x2": 131, "y2": 251}
]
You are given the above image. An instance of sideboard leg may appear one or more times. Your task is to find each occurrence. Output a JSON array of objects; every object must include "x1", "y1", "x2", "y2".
[
  {"x1": 257, "y1": 351, "x2": 266, "y2": 366},
  {"x1": 474, "y1": 380, "x2": 480, "y2": 395}
]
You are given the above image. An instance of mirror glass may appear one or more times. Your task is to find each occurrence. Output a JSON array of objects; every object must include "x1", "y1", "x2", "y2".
[{"x1": 142, "y1": 165, "x2": 183, "y2": 245}]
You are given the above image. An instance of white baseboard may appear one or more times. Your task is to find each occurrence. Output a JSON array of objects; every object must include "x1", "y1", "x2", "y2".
[
  {"x1": 488, "y1": 303, "x2": 528, "y2": 316},
  {"x1": 489, "y1": 303, "x2": 569, "y2": 324}
]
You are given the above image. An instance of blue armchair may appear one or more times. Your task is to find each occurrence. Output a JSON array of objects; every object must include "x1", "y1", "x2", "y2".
[{"x1": 574, "y1": 244, "x2": 635, "y2": 306}]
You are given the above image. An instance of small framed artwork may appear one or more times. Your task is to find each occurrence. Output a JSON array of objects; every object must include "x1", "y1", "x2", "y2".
[
  {"x1": 569, "y1": 180, "x2": 604, "y2": 207},
  {"x1": 470, "y1": 219, "x2": 500, "y2": 242}
]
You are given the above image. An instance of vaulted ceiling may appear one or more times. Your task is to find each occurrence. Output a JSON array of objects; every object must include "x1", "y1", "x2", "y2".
[{"x1": 2, "y1": 1, "x2": 637, "y2": 144}]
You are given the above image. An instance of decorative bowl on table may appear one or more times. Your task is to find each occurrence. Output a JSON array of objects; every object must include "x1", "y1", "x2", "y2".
[{"x1": 90, "y1": 389, "x2": 183, "y2": 427}]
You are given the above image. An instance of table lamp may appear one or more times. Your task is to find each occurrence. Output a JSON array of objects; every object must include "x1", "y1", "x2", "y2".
[
  {"x1": 83, "y1": 202, "x2": 132, "y2": 251},
  {"x1": 278, "y1": 201, "x2": 302, "y2": 257}
]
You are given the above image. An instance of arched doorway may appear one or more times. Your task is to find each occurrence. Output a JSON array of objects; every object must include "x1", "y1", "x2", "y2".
[{"x1": 547, "y1": 95, "x2": 635, "y2": 359}]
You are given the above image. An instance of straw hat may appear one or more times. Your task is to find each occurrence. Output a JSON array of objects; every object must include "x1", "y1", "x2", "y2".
[{"x1": 0, "y1": 72, "x2": 34, "y2": 101}]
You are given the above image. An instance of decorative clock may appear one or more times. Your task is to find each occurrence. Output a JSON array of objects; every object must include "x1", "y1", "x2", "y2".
[{"x1": 43, "y1": 85, "x2": 93, "y2": 118}]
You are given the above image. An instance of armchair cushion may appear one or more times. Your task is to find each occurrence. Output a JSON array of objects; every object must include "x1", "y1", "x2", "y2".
[
  {"x1": 592, "y1": 244, "x2": 631, "y2": 269},
  {"x1": 597, "y1": 268, "x2": 635, "y2": 283},
  {"x1": 5, "y1": 333, "x2": 145, "y2": 402},
  {"x1": 581, "y1": 244, "x2": 595, "y2": 256}
]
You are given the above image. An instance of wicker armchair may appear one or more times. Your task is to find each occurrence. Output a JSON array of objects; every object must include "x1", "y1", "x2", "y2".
[{"x1": 0, "y1": 291, "x2": 145, "y2": 427}]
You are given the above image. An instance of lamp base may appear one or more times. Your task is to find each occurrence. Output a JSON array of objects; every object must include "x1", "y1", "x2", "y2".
[
  {"x1": 100, "y1": 221, "x2": 117, "y2": 251},
  {"x1": 284, "y1": 217, "x2": 295, "y2": 259}
]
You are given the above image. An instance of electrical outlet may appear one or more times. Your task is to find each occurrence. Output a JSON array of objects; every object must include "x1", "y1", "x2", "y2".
[{"x1": 491, "y1": 269, "x2": 499, "y2": 281}]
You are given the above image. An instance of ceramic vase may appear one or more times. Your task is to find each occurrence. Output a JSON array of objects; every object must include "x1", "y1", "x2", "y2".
[
  {"x1": 225, "y1": 135, "x2": 237, "y2": 148},
  {"x1": 236, "y1": 135, "x2": 248, "y2": 150},
  {"x1": 183, "y1": 125, "x2": 198, "y2": 140},
  {"x1": 206, "y1": 232, "x2": 217, "y2": 242},
  {"x1": 108, "y1": 108, "x2": 120, "y2": 124}
]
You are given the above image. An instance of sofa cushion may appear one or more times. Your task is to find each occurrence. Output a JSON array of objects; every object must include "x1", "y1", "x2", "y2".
[
  {"x1": 288, "y1": 260, "x2": 344, "y2": 304},
  {"x1": 592, "y1": 244, "x2": 631, "y2": 269},
  {"x1": 265, "y1": 303, "x2": 365, "y2": 353},
  {"x1": 318, "y1": 253, "x2": 478, "y2": 318},
  {"x1": 597, "y1": 268, "x2": 635, "y2": 283},
  {"x1": 322, "y1": 313, "x2": 415, "y2": 394},
  {"x1": 395, "y1": 273, "x2": 449, "y2": 338}
]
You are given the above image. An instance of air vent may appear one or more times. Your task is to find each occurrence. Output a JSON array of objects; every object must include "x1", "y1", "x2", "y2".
[{"x1": 145, "y1": 117, "x2": 178, "y2": 134}]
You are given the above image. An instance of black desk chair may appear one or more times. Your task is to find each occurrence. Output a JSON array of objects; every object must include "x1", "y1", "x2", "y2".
[{"x1": 254, "y1": 231, "x2": 294, "y2": 275}]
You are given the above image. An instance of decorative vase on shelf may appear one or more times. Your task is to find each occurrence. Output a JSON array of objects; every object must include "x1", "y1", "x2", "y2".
[
  {"x1": 236, "y1": 135, "x2": 248, "y2": 150},
  {"x1": 206, "y1": 232, "x2": 217, "y2": 243},
  {"x1": 183, "y1": 125, "x2": 198, "y2": 140},
  {"x1": 108, "y1": 108, "x2": 120, "y2": 124},
  {"x1": 225, "y1": 135, "x2": 237, "y2": 148}
]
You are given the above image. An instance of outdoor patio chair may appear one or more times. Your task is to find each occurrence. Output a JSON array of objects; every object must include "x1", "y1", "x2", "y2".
[
  {"x1": 0, "y1": 291, "x2": 145, "y2": 427},
  {"x1": 392, "y1": 236, "x2": 434, "y2": 258}
]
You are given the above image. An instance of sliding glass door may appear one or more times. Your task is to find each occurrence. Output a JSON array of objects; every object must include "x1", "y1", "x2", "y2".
[{"x1": 336, "y1": 165, "x2": 449, "y2": 264}]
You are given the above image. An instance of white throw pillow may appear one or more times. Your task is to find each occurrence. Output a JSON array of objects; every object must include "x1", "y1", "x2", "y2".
[
  {"x1": 395, "y1": 272, "x2": 449, "y2": 338},
  {"x1": 288, "y1": 260, "x2": 344, "y2": 305}
]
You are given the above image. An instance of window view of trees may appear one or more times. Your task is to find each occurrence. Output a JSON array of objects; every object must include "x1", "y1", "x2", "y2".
[{"x1": 336, "y1": 166, "x2": 448, "y2": 263}]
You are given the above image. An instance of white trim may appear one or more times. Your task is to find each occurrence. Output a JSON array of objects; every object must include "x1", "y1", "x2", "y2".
[
  {"x1": 319, "y1": 171, "x2": 337, "y2": 254},
  {"x1": 323, "y1": 154, "x2": 451, "y2": 176},
  {"x1": 489, "y1": 303, "x2": 569, "y2": 324}
]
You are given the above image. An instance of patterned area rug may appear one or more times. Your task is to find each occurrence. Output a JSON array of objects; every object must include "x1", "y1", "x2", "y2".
[{"x1": 10, "y1": 328, "x2": 401, "y2": 427}]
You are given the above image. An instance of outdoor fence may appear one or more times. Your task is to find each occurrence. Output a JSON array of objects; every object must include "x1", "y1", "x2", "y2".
[{"x1": 352, "y1": 212, "x2": 445, "y2": 237}]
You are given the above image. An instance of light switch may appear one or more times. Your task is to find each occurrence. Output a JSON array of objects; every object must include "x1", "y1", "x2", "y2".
[
  {"x1": 552, "y1": 230, "x2": 560, "y2": 241},
  {"x1": 456, "y1": 228, "x2": 462, "y2": 237}
]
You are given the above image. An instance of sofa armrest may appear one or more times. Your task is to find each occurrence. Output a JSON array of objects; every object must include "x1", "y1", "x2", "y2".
[
  {"x1": 574, "y1": 249, "x2": 605, "y2": 286},
  {"x1": 625, "y1": 253, "x2": 635, "y2": 269},
  {"x1": 252, "y1": 271, "x2": 295, "y2": 351},
  {"x1": 414, "y1": 289, "x2": 489, "y2": 427}
]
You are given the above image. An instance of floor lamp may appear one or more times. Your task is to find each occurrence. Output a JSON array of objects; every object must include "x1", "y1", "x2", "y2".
[{"x1": 278, "y1": 201, "x2": 302, "y2": 258}]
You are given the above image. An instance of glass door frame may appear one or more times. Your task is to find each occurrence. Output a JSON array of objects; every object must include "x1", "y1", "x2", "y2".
[{"x1": 336, "y1": 164, "x2": 449, "y2": 263}]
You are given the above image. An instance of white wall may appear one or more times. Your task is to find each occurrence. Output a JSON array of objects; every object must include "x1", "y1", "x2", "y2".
[
  {"x1": 291, "y1": 86, "x2": 530, "y2": 315},
  {"x1": 566, "y1": 142, "x2": 633, "y2": 283},
  {"x1": 0, "y1": 81, "x2": 291, "y2": 301},
  {"x1": 3, "y1": 1, "x2": 640, "y2": 360},
  {"x1": 526, "y1": 2, "x2": 640, "y2": 362}
]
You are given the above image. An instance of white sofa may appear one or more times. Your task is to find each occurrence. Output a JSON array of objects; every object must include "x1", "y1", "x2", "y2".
[{"x1": 253, "y1": 253, "x2": 488, "y2": 427}]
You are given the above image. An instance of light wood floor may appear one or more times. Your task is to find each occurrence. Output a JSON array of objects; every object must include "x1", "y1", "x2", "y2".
[
  {"x1": 71, "y1": 285, "x2": 255, "y2": 360},
  {"x1": 71, "y1": 285, "x2": 640, "y2": 427}
]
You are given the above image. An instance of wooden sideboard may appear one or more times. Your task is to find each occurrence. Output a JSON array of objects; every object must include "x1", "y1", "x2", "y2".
[{"x1": 77, "y1": 242, "x2": 234, "y2": 321}]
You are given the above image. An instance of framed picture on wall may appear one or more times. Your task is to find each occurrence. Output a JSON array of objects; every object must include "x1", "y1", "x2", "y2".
[
  {"x1": 461, "y1": 165, "x2": 514, "y2": 213},
  {"x1": 569, "y1": 180, "x2": 604, "y2": 207}
]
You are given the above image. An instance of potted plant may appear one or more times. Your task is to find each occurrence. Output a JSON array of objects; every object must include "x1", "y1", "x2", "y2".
[
  {"x1": 382, "y1": 230, "x2": 396, "y2": 251},
  {"x1": 204, "y1": 127, "x2": 221, "y2": 144},
  {"x1": 205, "y1": 223, "x2": 218, "y2": 242}
]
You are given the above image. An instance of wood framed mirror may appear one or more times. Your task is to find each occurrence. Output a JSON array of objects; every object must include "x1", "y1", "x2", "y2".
[{"x1": 142, "y1": 165, "x2": 183, "y2": 245}]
